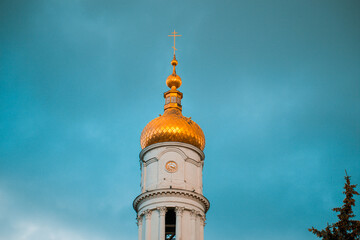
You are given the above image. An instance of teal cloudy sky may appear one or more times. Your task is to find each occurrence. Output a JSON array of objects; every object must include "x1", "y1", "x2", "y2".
[{"x1": 1, "y1": 0, "x2": 359, "y2": 239}]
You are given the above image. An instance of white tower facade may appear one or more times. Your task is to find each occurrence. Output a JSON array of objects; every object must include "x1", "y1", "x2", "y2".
[
  {"x1": 133, "y1": 142, "x2": 209, "y2": 240},
  {"x1": 134, "y1": 34, "x2": 209, "y2": 240}
]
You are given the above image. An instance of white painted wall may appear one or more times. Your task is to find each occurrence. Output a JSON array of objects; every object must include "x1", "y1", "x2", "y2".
[{"x1": 141, "y1": 143, "x2": 204, "y2": 194}]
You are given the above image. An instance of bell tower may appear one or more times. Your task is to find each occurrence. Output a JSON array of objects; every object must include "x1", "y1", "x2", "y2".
[{"x1": 133, "y1": 31, "x2": 210, "y2": 240}]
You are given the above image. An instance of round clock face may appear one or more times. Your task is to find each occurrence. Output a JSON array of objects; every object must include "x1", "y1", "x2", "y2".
[{"x1": 165, "y1": 161, "x2": 178, "y2": 173}]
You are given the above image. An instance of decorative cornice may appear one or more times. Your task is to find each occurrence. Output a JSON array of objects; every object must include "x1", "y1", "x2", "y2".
[
  {"x1": 133, "y1": 188, "x2": 210, "y2": 213},
  {"x1": 140, "y1": 142, "x2": 205, "y2": 161}
]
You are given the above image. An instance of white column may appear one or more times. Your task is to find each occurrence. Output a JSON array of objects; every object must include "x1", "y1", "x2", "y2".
[
  {"x1": 145, "y1": 210, "x2": 152, "y2": 240},
  {"x1": 195, "y1": 211, "x2": 201, "y2": 240},
  {"x1": 199, "y1": 215, "x2": 205, "y2": 240},
  {"x1": 158, "y1": 207, "x2": 167, "y2": 240},
  {"x1": 175, "y1": 207, "x2": 184, "y2": 240},
  {"x1": 190, "y1": 209, "x2": 196, "y2": 240},
  {"x1": 137, "y1": 214, "x2": 143, "y2": 240}
]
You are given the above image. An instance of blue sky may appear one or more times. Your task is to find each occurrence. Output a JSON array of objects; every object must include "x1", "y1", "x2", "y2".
[{"x1": 0, "y1": 0, "x2": 359, "y2": 239}]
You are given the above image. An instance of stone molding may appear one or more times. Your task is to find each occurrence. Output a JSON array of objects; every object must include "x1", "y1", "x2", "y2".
[
  {"x1": 200, "y1": 215, "x2": 206, "y2": 226},
  {"x1": 140, "y1": 142, "x2": 205, "y2": 161},
  {"x1": 140, "y1": 152, "x2": 201, "y2": 167},
  {"x1": 133, "y1": 188, "x2": 210, "y2": 213},
  {"x1": 185, "y1": 157, "x2": 202, "y2": 167},
  {"x1": 190, "y1": 209, "x2": 196, "y2": 219},
  {"x1": 143, "y1": 157, "x2": 158, "y2": 166},
  {"x1": 157, "y1": 206, "x2": 167, "y2": 216},
  {"x1": 136, "y1": 214, "x2": 143, "y2": 226},
  {"x1": 138, "y1": 206, "x2": 205, "y2": 220},
  {"x1": 175, "y1": 206, "x2": 185, "y2": 216},
  {"x1": 157, "y1": 147, "x2": 187, "y2": 160},
  {"x1": 144, "y1": 209, "x2": 152, "y2": 219}
]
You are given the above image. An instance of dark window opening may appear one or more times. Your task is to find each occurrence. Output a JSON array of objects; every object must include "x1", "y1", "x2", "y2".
[{"x1": 165, "y1": 208, "x2": 176, "y2": 240}]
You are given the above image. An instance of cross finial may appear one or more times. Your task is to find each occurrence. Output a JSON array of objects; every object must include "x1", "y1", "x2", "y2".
[{"x1": 168, "y1": 30, "x2": 181, "y2": 56}]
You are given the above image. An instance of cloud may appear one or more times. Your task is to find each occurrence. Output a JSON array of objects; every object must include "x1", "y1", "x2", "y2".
[{"x1": 0, "y1": 186, "x2": 136, "y2": 240}]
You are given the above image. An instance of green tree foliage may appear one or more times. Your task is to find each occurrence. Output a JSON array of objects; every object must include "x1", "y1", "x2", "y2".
[{"x1": 309, "y1": 173, "x2": 360, "y2": 239}]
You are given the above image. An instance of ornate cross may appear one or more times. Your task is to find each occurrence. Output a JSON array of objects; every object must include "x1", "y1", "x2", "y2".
[{"x1": 168, "y1": 30, "x2": 181, "y2": 55}]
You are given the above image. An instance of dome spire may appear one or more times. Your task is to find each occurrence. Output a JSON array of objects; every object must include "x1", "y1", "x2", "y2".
[
  {"x1": 165, "y1": 30, "x2": 183, "y2": 111},
  {"x1": 171, "y1": 54, "x2": 178, "y2": 75},
  {"x1": 166, "y1": 30, "x2": 182, "y2": 89},
  {"x1": 139, "y1": 31, "x2": 205, "y2": 151}
]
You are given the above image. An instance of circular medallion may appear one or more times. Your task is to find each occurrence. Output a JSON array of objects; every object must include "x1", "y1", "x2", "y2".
[{"x1": 165, "y1": 161, "x2": 178, "y2": 173}]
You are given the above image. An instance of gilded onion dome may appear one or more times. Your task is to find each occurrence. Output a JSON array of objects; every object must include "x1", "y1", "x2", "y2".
[{"x1": 140, "y1": 55, "x2": 205, "y2": 151}]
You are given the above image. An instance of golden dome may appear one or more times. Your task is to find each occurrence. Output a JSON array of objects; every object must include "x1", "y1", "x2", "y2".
[{"x1": 140, "y1": 108, "x2": 205, "y2": 150}]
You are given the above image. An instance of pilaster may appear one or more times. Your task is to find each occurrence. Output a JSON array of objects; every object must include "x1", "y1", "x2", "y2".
[
  {"x1": 145, "y1": 209, "x2": 152, "y2": 240},
  {"x1": 200, "y1": 215, "x2": 206, "y2": 240},
  {"x1": 157, "y1": 207, "x2": 167, "y2": 240},
  {"x1": 175, "y1": 207, "x2": 184, "y2": 240},
  {"x1": 190, "y1": 209, "x2": 196, "y2": 240},
  {"x1": 137, "y1": 214, "x2": 143, "y2": 240}
]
